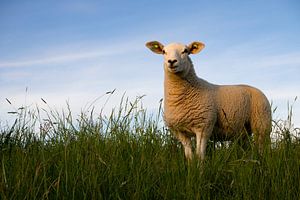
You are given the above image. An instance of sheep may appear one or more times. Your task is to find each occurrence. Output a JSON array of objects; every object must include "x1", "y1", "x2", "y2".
[{"x1": 145, "y1": 41, "x2": 272, "y2": 160}]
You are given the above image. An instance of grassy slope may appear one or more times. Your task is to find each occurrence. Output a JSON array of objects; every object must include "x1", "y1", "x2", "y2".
[{"x1": 1, "y1": 97, "x2": 300, "y2": 199}]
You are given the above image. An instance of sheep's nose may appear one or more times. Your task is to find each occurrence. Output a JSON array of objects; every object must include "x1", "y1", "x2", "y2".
[{"x1": 168, "y1": 59, "x2": 177, "y2": 65}]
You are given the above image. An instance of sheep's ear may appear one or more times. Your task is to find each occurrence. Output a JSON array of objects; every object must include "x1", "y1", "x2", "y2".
[
  {"x1": 146, "y1": 41, "x2": 164, "y2": 54},
  {"x1": 188, "y1": 42, "x2": 205, "y2": 54}
]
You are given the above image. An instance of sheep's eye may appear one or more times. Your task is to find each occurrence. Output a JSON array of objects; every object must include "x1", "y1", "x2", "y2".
[
  {"x1": 162, "y1": 50, "x2": 166, "y2": 54},
  {"x1": 182, "y1": 48, "x2": 189, "y2": 54}
]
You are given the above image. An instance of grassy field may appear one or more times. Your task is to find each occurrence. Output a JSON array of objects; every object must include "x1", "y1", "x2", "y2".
[{"x1": 1, "y1": 95, "x2": 300, "y2": 199}]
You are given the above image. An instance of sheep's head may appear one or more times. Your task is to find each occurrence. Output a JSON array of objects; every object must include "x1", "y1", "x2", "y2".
[{"x1": 146, "y1": 41, "x2": 205, "y2": 75}]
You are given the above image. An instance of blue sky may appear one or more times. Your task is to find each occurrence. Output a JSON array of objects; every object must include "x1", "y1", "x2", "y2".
[{"x1": 0, "y1": 0, "x2": 300, "y2": 127}]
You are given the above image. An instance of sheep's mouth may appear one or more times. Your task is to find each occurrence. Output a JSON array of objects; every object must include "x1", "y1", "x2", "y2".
[
  {"x1": 168, "y1": 65, "x2": 180, "y2": 73},
  {"x1": 169, "y1": 65, "x2": 178, "y2": 70}
]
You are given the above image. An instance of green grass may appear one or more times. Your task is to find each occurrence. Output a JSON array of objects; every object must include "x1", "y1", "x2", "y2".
[{"x1": 1, "y1": 95, "x2": 300, "y2": 199}]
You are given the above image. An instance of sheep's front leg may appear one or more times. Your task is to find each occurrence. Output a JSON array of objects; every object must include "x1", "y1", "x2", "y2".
[
  {"x1": 176, "y1": 132, "x2": 192, "y2": 160},
  {"x1": 195, "y1": 130, "x2": 210, "y2": 160}
]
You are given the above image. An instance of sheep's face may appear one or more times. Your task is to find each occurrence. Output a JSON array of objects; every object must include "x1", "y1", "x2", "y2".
[{"x1": 146, "y1": 41, "x2": 205, "y2": 74}]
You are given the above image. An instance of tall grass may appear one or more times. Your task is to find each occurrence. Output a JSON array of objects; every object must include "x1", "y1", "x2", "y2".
[{"x1": 1, "y1": 94, "x2": 300, "y2": 199}]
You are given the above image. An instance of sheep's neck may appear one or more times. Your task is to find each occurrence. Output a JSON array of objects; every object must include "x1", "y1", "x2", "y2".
[
  {"x1": 164, "y1": 62, "x2": 203, "y2": 94},
  {"x1": 165, "y1": 72, "x2": 191, "y2": 95}
]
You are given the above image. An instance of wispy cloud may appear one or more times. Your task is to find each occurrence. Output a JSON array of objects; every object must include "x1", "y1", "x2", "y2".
[
  {"x1": 202, "y1": 40, "x2": 300, "y2": 71},
  {"x1": 245, "y1": 52, "x2": 300, "y2": 69},
  {"x1": 0, "y1": 39, "x2": 145, "y2": 68},
  {"x1": 0, "y1": 51, "x2": 106, "y2": 68}
]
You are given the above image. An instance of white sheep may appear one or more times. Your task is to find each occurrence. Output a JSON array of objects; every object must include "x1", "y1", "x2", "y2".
[{"x1": 146, "y1": 41, "x2": 272, "y2": 160}]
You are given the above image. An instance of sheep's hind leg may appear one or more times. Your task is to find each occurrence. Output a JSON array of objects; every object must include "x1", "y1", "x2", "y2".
[
  {"x1": 251, "y1": 114, "x2": 271, "y2": 154},
  {"x1": 175, "y1": 132, "x2": 193, "y2": 160}
]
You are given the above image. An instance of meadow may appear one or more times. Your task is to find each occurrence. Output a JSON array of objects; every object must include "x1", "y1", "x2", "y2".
[{"x1": 1, "y1": 94, "x2": 300, "y2": 199}]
